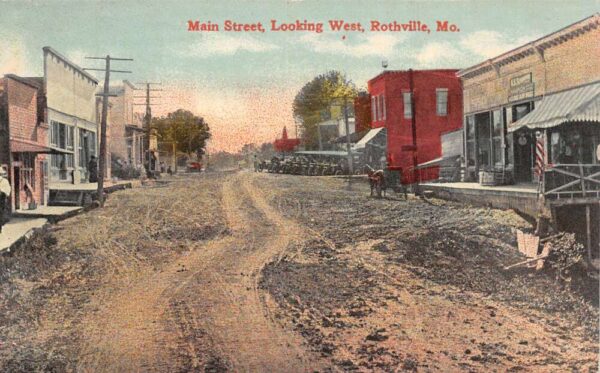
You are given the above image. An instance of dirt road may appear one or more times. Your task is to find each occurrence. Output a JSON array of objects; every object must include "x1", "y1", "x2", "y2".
[
  {"x1": 75, "y1": 172, "x2": 324, "y2": 372},
  {"x1": 0, "y1": 171, "x2": 597, "y2": 372}
]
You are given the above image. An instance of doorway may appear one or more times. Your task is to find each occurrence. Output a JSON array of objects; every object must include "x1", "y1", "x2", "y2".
[
  {"x1": 13, "y1": 166, "x2": 20, "y2": 210},
  {"x1": 514, "y1": 130, "x2": 533, "y2": 182}
]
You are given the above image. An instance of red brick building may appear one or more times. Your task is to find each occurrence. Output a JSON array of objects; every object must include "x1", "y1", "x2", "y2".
[
  {"x1": 0, "y1": 75, "x2": 53, "y2": 211},
  {"x1": 368, "y1": 70, "x2": 463, "y2": 183}
]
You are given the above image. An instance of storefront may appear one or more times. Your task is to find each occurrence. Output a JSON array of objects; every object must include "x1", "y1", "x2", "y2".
[{"x1": 459, "y1": 14, "x2": 600, "y2": 185}]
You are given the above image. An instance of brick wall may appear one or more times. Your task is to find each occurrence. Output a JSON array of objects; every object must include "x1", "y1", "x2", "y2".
[
  {"x1": 369, "y1": 70, "x2": 463, "y2": 184},
  {"x1": 462, "y1": 27, "x2": 600, "y2": 115},
  {"x1": 2, "y1": 76, "x2": 48, "y2": 209}
]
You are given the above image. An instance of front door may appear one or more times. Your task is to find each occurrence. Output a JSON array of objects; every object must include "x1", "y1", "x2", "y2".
[
  {"x1": 514, "y1": 130, "x2": 533, "y2": 182},
  {"x1": 13, "y1": 166, "x2": 20, "y2": 210},
  {"x1": 81, "y1": 134, "x2": 90, "y2": 182}
]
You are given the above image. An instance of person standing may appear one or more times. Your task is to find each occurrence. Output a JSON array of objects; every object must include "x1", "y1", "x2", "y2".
[
  {"x1": 88, "y1": 155, "x2": 98, "y2": 183},
  {"x1": 0, "y1": 167, "x2": 12, "y2": 233}
]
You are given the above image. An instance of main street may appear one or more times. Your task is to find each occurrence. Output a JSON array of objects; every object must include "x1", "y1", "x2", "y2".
[{"x1": 0, "y1": 171, "x2": 597, "y2": 372}]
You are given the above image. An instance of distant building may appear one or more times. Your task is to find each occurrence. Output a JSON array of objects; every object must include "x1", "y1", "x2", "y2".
[
  {"x1": 42, "y1": 47, "x2": 99, "y2": 184},
  {"x1": 0, "y1": 75, "x2": 53, "y2": 211},
  {"x1": 353, "y1": 92, "x2": 372, "y2": 134},
  {"x1": 368, "y1": 69, "x2": 463, "y2": 183},
  {"x1": 107, "y1": 81, "x2": 145, "y2": 170}
]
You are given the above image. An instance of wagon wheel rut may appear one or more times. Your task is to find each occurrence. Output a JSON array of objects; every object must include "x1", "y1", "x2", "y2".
[{"x1": 75, "y1": 172, "x2": 324, "y2": 372}]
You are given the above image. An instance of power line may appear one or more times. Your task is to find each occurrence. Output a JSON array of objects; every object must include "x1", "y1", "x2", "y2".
[{"x1": 134, "y1": 82, "x2": 162, "y2": 176}]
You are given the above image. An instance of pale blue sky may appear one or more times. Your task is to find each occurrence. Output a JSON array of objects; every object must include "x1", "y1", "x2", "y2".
[{"x1": 1, "y1": 0, "x2": 598, "y2": 150}]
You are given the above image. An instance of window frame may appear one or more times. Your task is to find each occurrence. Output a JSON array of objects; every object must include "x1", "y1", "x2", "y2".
[
  {"x1": 403, "y1": 92, "x2": 412, "y2": 119},
  {"x1": 436, "y1": 88, "x2": 448, "y2": 116}
]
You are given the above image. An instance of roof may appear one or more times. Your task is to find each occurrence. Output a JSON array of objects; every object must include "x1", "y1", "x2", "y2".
[
  {"x1": 4, "y1": 74, "x2": 41, "y2": 90},
  {"x1": 459, "y1": 14, "x2": 600, "y2": 79},
  {"x1": 43, "y1": 46, "x2": 99, "y2": 84},
  {"x1": 354, "y1": 127, "x2": 385, "y2": 149},
  {"x1": 509, "y1": 81, "x2": 600, "y2": 132},
  {"x1": 369, "y1": 69, "x2": 460, "y2": 85},
  {"x1": 332, "y1": 129, "x2": 369, "y2": 144}
]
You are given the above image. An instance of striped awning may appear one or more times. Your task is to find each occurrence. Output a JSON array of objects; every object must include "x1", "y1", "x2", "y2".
[
  {"x1": 10, "y1": 139, "x2": 62, "y2": 154},
  {"x1": 508, "y1": 82, "x2": 600, "y2": 132}
]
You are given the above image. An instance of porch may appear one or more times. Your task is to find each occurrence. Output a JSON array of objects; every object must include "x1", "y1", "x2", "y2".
[
  {"x1": 420, "y1": 182, "x2": 539, "y2": 217},
  {"x1": 48, "y1": 180, "x2": 138, "y2": 206}
]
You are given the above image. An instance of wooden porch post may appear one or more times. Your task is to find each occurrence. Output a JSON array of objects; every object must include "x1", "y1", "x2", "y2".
[{"x1": 586, "y1": 204, "x2": 592, "y2": 262}]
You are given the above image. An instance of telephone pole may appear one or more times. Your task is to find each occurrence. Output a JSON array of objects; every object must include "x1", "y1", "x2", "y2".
[
  {"x1": 83, "y1": 55, "x2": 132, "y2": 206},
  {"x1": 133, "y1": 82, "x2": 162, "y2": 177}
]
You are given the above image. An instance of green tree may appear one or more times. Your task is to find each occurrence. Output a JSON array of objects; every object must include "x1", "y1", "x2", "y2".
[
  {"x1": 153, "y1": 109, "x2": 211, "y2": 158},
  {"x1": 293, "y1": 71, "x2": 358, "y2": 149}
]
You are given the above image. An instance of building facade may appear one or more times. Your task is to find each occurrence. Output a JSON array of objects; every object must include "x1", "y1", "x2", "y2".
[
  {"x1": 108, "y1": 81, "x2": 145, "y2": 171},
  {"x1": 43, "y1": 47, "x2": 99, "y2": 184},
  {"x1": 458, "y1": 14, "x2": 600, "y2": 183},
  {"x1": 368, "y1": 69, "x2": 463, "y2": 183},
  {"x1": 0, "y1": 75, "x2": 51, "y2": 211}
]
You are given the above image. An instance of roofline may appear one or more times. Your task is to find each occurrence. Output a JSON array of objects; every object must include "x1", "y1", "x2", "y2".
[
  {"x1": 369, "y1": 69, "x2": 460, "y2": 84},
  {"x1": 43, "y1": 46, "x2": 99, "y2": 84},
  {"x1": 123, "y1": 80, "x2": 136, "y2": 89},
  {"x1": 4, "y1": 74, "x2": 42, "y2": 90},
  {"x1": 458, "y1": 13, "x2": 600, "y2": 78}
]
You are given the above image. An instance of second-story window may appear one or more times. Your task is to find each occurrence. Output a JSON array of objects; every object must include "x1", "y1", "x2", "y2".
[
  {"x1": 381, "y1": 95, "x2": 386, "y2": 120},
  {"x1": 403, "y1": 92, "x2": 412, "y2": 119},
  {"x1": 371, "y1": 96, "x2": 377, "y2": 121},
  {"x1": 436, "y1": 88, "x2": 448, "y2": 116}
]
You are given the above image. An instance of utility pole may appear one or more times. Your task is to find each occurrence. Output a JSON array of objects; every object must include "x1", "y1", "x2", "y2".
[
  {"x1": 408, "y1": 68, "x2": 420, "y2": 196},
  {"x1": 133, "y1": 82, "x2": 162, "y2": 178},
  {"x1": 343, "y1": 96, "x2": 354, "y2": 189},
  {"x1": 84, "y1": 55, "x2": 132, "y2": 206}
]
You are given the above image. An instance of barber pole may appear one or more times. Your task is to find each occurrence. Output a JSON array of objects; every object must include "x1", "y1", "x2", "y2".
[{"x1": 535, "y1": 131, "x2": 545, "y2": 177}]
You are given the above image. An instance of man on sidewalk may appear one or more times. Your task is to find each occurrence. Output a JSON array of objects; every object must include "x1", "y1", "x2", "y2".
[
  {"x1": 0, "y1": 167, "x2": 12, "y2": 233},
  {"x1": 88, "y1": 156, "x2": 98, "y2": 183}
]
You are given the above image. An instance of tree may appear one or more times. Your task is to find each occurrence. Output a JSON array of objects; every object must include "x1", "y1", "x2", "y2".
[
  {"x1": 153, "y1": 109, "x2": 211, "y2": 159},
  {"x1": 293, "y1": 71, "x2": 358, "y2": 149}
]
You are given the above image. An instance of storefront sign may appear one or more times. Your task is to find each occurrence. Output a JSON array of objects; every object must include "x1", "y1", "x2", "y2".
[
  {"x1": 510, "y1": 73, "x2": 532, "y2": 88},
  {"x1": 509, "y1": 82, "x2": 535, "y2": 102},
  {"x1": 508, "y1": 73, "x2": 535, "y2": 102}
]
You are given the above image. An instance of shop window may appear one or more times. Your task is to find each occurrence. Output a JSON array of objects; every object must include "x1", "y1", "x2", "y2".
[
  {"x1": 436, "y1": 89, "x2": 448, "y2": 116},
  {"x1": 492, "y1": 110, "x2": 503, "y2": 166},
  {"x1": 475, "y1": 112, "x2": 492, "y2": 169},
  {"x1": 465, "y1": 116, "x2": 476, "y2": 167},
  {"x1": 66, "y1": 126, "x2": 74, "y2": 150},
  {"x1": 512, "y1": 102, "x2": 533, "y2": 122},
  {"x1": 403, "y1": 92, "x2": 412, "y2": 119}
]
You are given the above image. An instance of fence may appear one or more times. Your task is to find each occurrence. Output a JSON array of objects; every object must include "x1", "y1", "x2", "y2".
[{"x1": 543, "y1": 164, "x2": 600, "y2": 200}]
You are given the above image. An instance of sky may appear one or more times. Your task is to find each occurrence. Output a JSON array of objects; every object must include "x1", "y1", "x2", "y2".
[{"x1": 0, "y1": 0, "x2": 598, "y2": 152}]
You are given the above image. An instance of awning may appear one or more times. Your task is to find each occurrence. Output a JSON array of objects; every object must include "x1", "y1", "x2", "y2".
[
  {"x1": 331, "y1": 129, "x2": 369, "y2": 144},
  {"x1": 354, "y1": 127, "x2": 385, "y2": 150},
  {"x1": 295, "y1": 150, "x2": 360, "y2": 157},
  {"x1": 509, "y1": 82, "x2": 600, "y2": 132},
  {"x1": 10, "y1": 139, "x2": 63, "y2": 154},
  {"x1": 415, "y1": 157, "x2": 443, "y2": 169}
]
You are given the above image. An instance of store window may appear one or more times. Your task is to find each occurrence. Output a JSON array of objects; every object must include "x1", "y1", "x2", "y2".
[
  {"x1": 465, "y1": 116, "x2": 476, "y2": 167},
  {"x1": 403, "y1": 92, "x2": 412, "y2": 119},
  {"x1": 436, "y1": 89, "x2": 448, "y2": 116},
  {"x1": 512, "y1": 102, "x2": 534, "y2": 122},
  {"x1": 492, "y1": 110, "x2": 503, "y2": 167},
  {"x1": 475, "y1": 112, "x2": 492, "y2": 169}
]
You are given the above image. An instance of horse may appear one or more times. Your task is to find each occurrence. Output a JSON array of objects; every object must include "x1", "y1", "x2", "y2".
[{"x1": 365, "y1": 165, "x2": 386, "y2": 198}]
